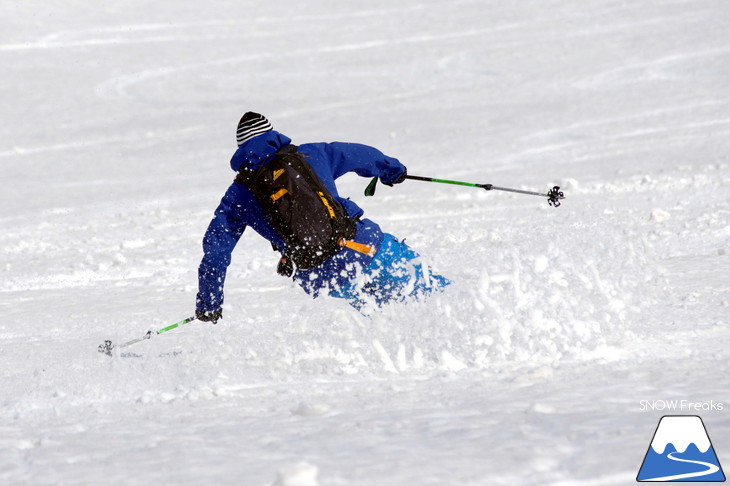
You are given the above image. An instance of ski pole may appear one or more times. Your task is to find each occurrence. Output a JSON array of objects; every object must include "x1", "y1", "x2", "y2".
[
  {"x1": 365, "y1": 175, "x2": 565, "y2": 207},
  {"x1": 98, "y1": 316, "x2": 197, "y2": 356}
]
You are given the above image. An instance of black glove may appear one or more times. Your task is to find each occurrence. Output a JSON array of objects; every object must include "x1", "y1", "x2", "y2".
[
  {"x1": 380, "y1": 166, "x2": 407, "y2": 186},
  {"x1": 391, "y1": 169, "x2": 407, "y2": 185},
  {"x1": 196, "y1": 308, "x2": 222, "y2": 324},
  {"x1": 277, "y1": 255, "x2": 294, "y2": 277}
]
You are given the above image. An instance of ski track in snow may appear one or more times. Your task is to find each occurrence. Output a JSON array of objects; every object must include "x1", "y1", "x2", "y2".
[{"x1": 1, "y1": 0, "x2": 729, "y2": 485}]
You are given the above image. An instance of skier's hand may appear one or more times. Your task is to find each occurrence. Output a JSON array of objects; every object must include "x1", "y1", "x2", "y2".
[
  {"x1": 391, "y1": 168, "x2": 407, "y2": 185},
  {"x1": 196, "y1": 308, "x2": 222, "y2": 324},
  {"x1": 381, "y1": 167, "x2": 407, "y2": 186}
]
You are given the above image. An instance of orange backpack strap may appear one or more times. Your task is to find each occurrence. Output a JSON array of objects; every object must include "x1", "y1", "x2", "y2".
[{"x1": 338, "y1": 238, "x2": 376, "y2": 256}]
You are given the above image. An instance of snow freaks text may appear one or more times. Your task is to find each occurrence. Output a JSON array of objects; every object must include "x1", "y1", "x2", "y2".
[{"x1": 639, "y1": 400, "x2": 724, "y2": 412}]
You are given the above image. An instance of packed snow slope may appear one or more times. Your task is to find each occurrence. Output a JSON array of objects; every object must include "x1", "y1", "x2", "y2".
[{"x1": 1, "y1": 1, "x2": 728, "y2": 485}]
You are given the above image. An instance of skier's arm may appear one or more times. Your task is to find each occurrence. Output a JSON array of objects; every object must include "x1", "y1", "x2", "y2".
[
  {"x1": 324, "y1": 142, "x2": 407, "y2": 185},
  {"x1": 196, "y1": 190, "x2": 247, "y2": 316}
]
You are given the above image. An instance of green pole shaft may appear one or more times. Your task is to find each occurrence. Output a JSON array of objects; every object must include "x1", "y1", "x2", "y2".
[
  {"x1": 99, "y1": 316, "x2": 199, "y2": 355},
  {"x1": 156, "y1": 316, "x2": 196, "y2": 335},
  {"x1": 365, "y1": 174, "x2": 565, "y2": 206},
  {"x1": 405, "y1": 175, "x2": 563, "y2": 199},
  {"x1": 406, "y1": 175, "x2": 483, "y2": 188}
]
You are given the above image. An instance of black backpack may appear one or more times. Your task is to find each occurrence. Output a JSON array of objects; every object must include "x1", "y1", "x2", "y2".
[{"x1": 235, "y1": 145, "x2": 356, "y2": 271}]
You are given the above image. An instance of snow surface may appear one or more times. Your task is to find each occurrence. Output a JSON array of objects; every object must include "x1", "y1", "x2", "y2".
[{"x1": 1, "y1": 1, "x2": 729, "y2": 485}]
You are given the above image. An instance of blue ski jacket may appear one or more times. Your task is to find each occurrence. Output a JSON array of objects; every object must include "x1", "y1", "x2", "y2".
[{"x1": 196, "y1": 130, "x2": 407, "y2": 312}]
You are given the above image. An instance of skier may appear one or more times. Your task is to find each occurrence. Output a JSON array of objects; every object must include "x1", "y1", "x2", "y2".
[{"x1": 195, "y1": 112, "x2": 449, "y2": 323}]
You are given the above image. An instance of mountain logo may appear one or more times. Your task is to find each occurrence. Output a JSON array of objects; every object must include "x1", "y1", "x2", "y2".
[{"x1": 637, "y1": 415, "x2": 726, "y2": 482}]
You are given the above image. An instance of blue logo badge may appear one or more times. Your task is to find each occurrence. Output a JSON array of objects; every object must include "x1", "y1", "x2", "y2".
[{"x1": 637, "y1": 415, "x2": 725, "y2": 482}]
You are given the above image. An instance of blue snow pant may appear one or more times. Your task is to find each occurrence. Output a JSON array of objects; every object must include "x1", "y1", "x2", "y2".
[{"x1": 328, "y1": 233, "x2": 450, "y2": 311}]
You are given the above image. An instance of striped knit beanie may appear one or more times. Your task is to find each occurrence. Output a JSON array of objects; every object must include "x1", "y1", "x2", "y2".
[{"x1": 236, "y1": 112, "x2": 273, "y2": 146}]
